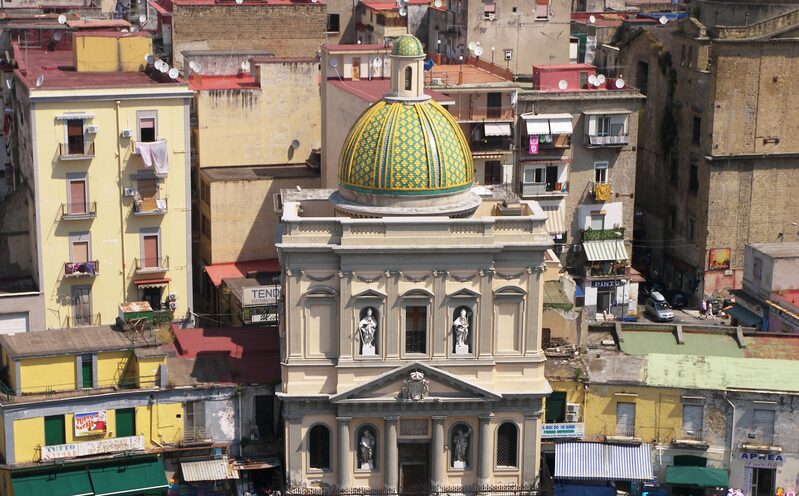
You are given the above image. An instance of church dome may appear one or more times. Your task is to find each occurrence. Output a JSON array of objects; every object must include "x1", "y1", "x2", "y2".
[
  {"x1": 338, "y1": 99, "x2": 473, "y2": 197},
  {"x1": 391, "y1": 34, "x2": 425, "y2": 57}
]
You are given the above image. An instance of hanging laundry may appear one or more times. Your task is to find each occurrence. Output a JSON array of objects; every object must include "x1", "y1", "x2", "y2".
[{"x1": 134, "y1": 140, "x2": 169, "y2": 175}]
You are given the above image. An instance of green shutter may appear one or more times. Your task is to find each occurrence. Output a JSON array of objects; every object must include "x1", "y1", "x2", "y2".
[
  {"x1": 81, "y1": 358, "x2": 93, "y2": 389},
  {"x1": 545, "y1": 391, "x2": 567, "y2": 423},
  {"x1": 116, "y1": 408, "x2": 136, "y2": 438},
  {"x1": 44, "y1": 415, "x2": 66, "y2": 446}
]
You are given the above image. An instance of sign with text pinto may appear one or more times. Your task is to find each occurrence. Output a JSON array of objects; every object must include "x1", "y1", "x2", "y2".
[
  {"x1": 241, "y1": 286, "x2": 281, "y2": 307},
  {"x1": 41, "y1": 435, "x2": 145, "y2": 460},
  {"x1": 541, "y1": 422, "x2": 585, "y2": 439},
  {"x1": 74, "y1": 411, "x2": 107, "y2": 437}
]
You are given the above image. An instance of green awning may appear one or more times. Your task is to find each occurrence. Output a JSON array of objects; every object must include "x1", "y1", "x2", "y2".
[
  {"x1": 726, "y1": 305, "x2": 761, "y2": 327},
  {"x1": 11, "y1": 468, "x2": 93, "y2": 496},
  {"x1": 88, "y1": 458, "x2": 168, "y2": 496},
  {"x1": 666, "y1": 466, "x2": 729, "y2": 487}
]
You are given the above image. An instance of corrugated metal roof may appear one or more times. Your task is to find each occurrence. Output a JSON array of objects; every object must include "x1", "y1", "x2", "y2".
[
  {"x1": 583, "y1": 239, "x2": 628, "y2": 261},
  {"x1": 181, "y1": 457, "x2": 239, "y2": 482},
  {"x1": 555, "y1": 443, "x2": 653, "y2": 480}
]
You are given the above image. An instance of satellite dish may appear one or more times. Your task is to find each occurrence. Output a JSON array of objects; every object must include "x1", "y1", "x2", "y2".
[
  {"x1": 189, "y1": 60, "x2": 201, "y2": 73},
  {"x1": 168, "y1": 67, "x2": 179, "y2": 79},
  {"x1": 474, "y1": 45, "x2": 484, "y2": 57},
  {"x1": 329, "y1": 58, "x2": 338, "y2": 68},
  {"x1": 558, "y1": 79, "x2": 568, "y2": 90},
  {"x1": 121, "y1": 28, "x2": 129, "y2": 33},
  {"x1": 615, "y1": 78, "x2": 625, "y2": 89},
  {"x1": 35, "y1": 75, "x2": 44, "y2": 87},
  {"x1": 58, "y1": 14, "x2": 67, "y2": 24},
  {"x1": 588, "y1": 15, "x2": 596, "y2": 24},
  {"x1": 53, "y1": 31, "x2": 63, "y2": 41},
  {"x1": 399, "y1": 7, "x2": 407, "y2": 16},
  {"x1": 241, "y1": 60, "x2": 251, "y2": 72},
  {"x1": 588, "y1": 74, "x2": 597, "y2": 86},
  {"x1": 235, "y1": 0, "x2": 243, "y2": 4},
  {"x1": 659, "y1": 15, "x2": 668, "y2": 25},
  {"x1": 434, "y1": 0, "x2": 442, "y2": 7},
  {"x1": 139, "y1": 14, "x2": 147, "y2": 24},
  {"x1": 596, "y1": 74, "x2": 606, "y2": 85},
  {"x1": 468, "y1": 41, "x2": 477, "y2": 52},
  {"x1": 158, "y1": 62, "x2": 169, "y2": 74},
  {"x1": 372, "y1": 57, "x2": 382, "y2": 68}
]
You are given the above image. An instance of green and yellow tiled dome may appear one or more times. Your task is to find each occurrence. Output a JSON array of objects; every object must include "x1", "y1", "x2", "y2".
[
  {"x1": 391, "y1": 34, "x2": 425, "y2": 57},
  {"x1": 338, "y1": 99, "x2": 474, "y2": 196}
]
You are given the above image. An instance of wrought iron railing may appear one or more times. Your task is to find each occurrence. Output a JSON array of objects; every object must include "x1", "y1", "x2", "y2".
[
  {"x1": 133, "y1": 197, "x2": 168, "y2": 215},
  {"x1": 64, "y1": 260, "x2": 99, "y2": 277},
  {"x1": 61, "y1": 202, "x2": 97, "y2": 219},
  {"x1": 64, "y1": 313, "x2": 102, "y2": 328},
  {"x1": 134, "y1": 256, "x2": 169, "y2": 272},
  {"x1": 58, "y1": 141, "x2": 95, "y2": 158},
  {"x1": 585, "y1": 134, "x2": 628, "y2": 147},
  {"x1": 285, "y1": 484, "x2": 539, "y2": 496}
]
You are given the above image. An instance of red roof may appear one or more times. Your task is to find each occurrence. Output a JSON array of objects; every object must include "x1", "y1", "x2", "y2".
[
  {"x1": 66, "y1": 19, "x2": 132, "y2": 29},
  {"x1": 360, "y1": 0, "x2": 398, "y2": 10},
  {"x1": 189, "y1": 74, "x2": 259, "y2": 90},
  {"x1": 328, "y1": 79, "x2": 454, "y2": 104},
  {"x1": 172, "y1": 326, "x2": 281, "y2": 384},
  {"x1": 204, "y1": 259, "x2": 281, "y2": 287}
]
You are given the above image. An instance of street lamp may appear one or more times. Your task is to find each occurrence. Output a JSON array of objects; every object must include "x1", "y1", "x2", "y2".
[{"x1": 777, "y1": 222, "x2": 798, "y2": 241}]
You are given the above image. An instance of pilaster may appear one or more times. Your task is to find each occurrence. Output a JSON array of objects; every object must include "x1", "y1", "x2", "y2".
[
  {"x1": 522, "y1": 414, "x2": 541, "y2": 485},
  {"x1": 431, "y1": 415, "x2": 446, "y2": 487},
  {"x1": 385, "y1": 416, "x2": 399, "y2": 491},
  {"x1": 477, "y1": 414, "x2": 493, "y2": 485},
  {"x1": 337, "y1": 416, "x2": 352, "y2": 488}
]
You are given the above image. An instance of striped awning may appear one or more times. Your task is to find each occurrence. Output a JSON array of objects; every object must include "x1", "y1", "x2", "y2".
[
  {"x1": 555, "y1": 443, "x2": 653, "y2": 481},
  {"x1": 583, "y1": 239, "x2": 628, "y2": 262},
  {"x1": 539, "y1": 200, "x2": 566, "y2": 234},
  {"x1": 181, "y1": 457, "x2": 239, "y2": 482},
  {"x1": 484, "y1": 123, "x2": 511, "y2": 136}
]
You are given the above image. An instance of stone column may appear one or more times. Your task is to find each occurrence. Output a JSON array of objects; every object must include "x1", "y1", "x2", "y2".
[
  {"x1": 285, "y1": 413, "x2": 304, "y2": 488},
  {"x1": 477, "y1": 414, "x2": 493, "y2": 486},
  {"x1": 337, "y1": 417, "x2": 352, "y2": 488},
  {"x1": 522, "y1": 414, "x2": 541, "y2": 486},
  {"x1": 385, "y1": 416, "x2": 399, "y2": 491},
  {"x1": 431, "y1": 416, "x2": 446, "y2": 487}
]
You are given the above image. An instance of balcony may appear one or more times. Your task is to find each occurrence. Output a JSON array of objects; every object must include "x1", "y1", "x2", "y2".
[
  {"x1": 587, "y1": 261, "x2": 628, "y2": 277},
  {"x1": 59, "y1": 142, "x2": 95, "y2": 160},
  {"x1": 134, "y1": 256, "x2": 169, "y2": 274},
  {"x1": 65, "y1": 261, "x2": 99, "y2": 278},
  {"x1": 591, "y1": 181, "x2": 613, "y2": 201},
  {"x1": 133, "y1": 197, "x2": 168, "y2": 216},
  {"x1": 470, "y1": 137, "x2": 512, "y2": 154},
  {"x1": 183, "y1": 426, "x2": 212, "y2": 447},
  {"x1": 61, "y1": 202, "x2": 97, "y2": 220},
  {"x1": 521, "y1": 182, "x2": 567, "y2": 197},
  {"x1": 672, "y1": 429, "x2": 710, "y2": 449},
  {"x1": 741, "y1": 433, "x2": 782, "y2": 453},
  {"x1": 447, "y1": 105, "x2": 514, "y2": 122},
  {"x1": 605, "y1": 426, "x2": 642, "y2": 444},
  {"x1": 583, "y1": 227, "x2": 625, "y2": 241},
  {"x1": 585, "y1": 133, "x2": 629, "y2": 148}
]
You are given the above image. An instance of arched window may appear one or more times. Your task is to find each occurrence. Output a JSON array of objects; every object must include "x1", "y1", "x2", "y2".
[
  {"x1": 309, "y1": 424, "x2": 331, "y2": 469},
  {"x1": 404, "y1": 66, "x2": 413, "y2": 91},
  {"x1": 496, "y1": 422, "x2": 518, "y2": 467},
  {"x1": 356, "y1": 424, "x2": 378, "y2": 470},
  {"x1": 449, "y1": 422, "x2": 472, "y2": 468}
]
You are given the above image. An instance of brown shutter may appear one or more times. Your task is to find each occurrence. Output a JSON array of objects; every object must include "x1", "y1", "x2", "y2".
[
  {"x1": 143, "y1": 235, "x2": 159, "y2": 267},
  {"x1": 70, "y1": 180, "x2": 86, "y2": 214},
  {"x1": 67, "y1": 120, "x2": 83, "y2": 137},
  {"x1": 138, "y1": 179, "x2": 158, "y2": 212},
  {"x1": 72, "y1": 241, "x2": 89, "y2": 264}
]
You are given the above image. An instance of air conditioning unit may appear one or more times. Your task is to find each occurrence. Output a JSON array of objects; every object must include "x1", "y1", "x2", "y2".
[
  {"x1": 566, "y1": 403, "x2": 580, "y2": 415},
  {"x1": 168, "y1": 292, "x2": 177, "y2": 302},
  {"x1": 504, "y1": 49, "x2": 513, "y2": 61},
  {"x1": 86, "y1": 124, "x2": 99, "y2": 134},
  {"x1": 573, "y1": 244, "x2": 582, "y2": 253},
  {"x1": 123, "y1": 187, "x2": 137, "y2": 197},
  {"x1": 566, "y1": 413, "x2": 579, "y2": 423},
  {"x1": 121, "y1": 128, "x2": 133, "y2": 138},
  {"x1": 169, "y1": 301, "x2": 177, "y2": 310}
]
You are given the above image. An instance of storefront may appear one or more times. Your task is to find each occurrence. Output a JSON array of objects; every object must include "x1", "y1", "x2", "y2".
[
  {"x1": 554, "y1": 442, "x2": 653, "y2": 494},
  {"x1": 665, "y1": 455, "x2": 728, "y2": 496}
]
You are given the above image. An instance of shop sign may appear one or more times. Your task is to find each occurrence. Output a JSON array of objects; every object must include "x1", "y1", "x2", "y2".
[
  {"x1": 242, "y1": 286, "x2": 281, "y2": 307},
  {"x1": 740, "y1": 452, "x2": 784, "y2": 468},
  {"x1": 74, "y1": 411, "x2": 107, "y2": 437},
  {"x1": 541, "y1": 422, "x2": 585, "y2": 439},
  {"x1": 770, "y1": 304, "x2": 799, "y2": 329},
  {"x1": 41, "y1": 435, "x2": 145, "y2": 460},
  {"x1": 708, "y1": 248, "x2": 731, "y2": 271},
  {"x1": 251, "y1": 313, "x2": 278, "y2": 323},
  {"x1": 591, "y1": 279, "x2": 625, "y2": 288}
]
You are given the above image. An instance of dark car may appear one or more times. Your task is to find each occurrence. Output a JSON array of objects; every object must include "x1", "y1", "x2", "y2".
[
  {"x1": 639, "y1": 281, "x2": 665, "y2": 301},
  {"x1": 666, "y1": 290, "x2": 688, "y2": 309}
]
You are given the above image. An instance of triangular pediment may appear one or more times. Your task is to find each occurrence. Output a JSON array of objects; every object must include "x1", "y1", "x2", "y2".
[{"x1": 330, "y1": 362, "x2": 501, "y2": 403}]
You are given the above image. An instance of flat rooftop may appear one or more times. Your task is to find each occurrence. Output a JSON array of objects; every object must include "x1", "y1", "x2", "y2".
[
  {"x1": 328, "y1": 79, "x2": 455, "y2": 104},
  {"x1": 0, "y1": 325, "x2": 154, "y2": 359},
  {"x1": 749, "y1": 242, "x2": 799, "y2": 259},
  {"x1": 428, "y1": 63, "x2": 513, "y2": 85},
  {"x1": 189, "y1": 74, "x2": 259, "y2": 91}
]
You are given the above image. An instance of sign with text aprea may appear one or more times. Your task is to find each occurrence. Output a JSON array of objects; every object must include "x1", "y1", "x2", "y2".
[
  {"x1": 41, "y1": 435, "x2": 145, "y2": 460},
  {"x1": 541, "y1": 423, "x2": 585, "y2": 439},
  {"x1": 74, "y1": 411, "x2": 107, "y2": 437},
  {"x1": 241, "y1": 286, "x2": 281, "y2": 307}
]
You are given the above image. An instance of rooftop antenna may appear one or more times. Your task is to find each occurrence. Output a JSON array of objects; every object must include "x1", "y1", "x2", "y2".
[
  {"x1": 167, "y1": 67, "x2": 179, "y2": 79},
  {"x1": 659, "y1": 15, "x2": 668, "y2": 25},
  {"x1": 558, "y1": 79, "x2": 568, "y2": 90},
  {"x1": 35, "y1": 75, "x2": 44, "y2": 87},
  {"x1": 57, "y1": 14, "x2": 67, "y2": 24},
  {"x1": 588, "y1": 15, "x2": 596, "y2": 24},
  {"x1": 241, "y1": 60, "x2": 251, "y2": 72}
]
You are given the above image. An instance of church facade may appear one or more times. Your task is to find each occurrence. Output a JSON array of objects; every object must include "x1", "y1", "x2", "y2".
[{"x1": 277, "y1": 35, "x2": 552, "y2": 492}]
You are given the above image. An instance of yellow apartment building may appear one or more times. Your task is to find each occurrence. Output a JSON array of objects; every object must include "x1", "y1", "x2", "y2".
[{"x1": 9, "y1": 31, "x2": 193, "y2": 330}]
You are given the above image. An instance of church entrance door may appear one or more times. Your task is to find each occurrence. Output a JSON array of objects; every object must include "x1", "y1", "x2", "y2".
[{"x1": 399, "y1": 441, "x2": 430, "y2": 493}]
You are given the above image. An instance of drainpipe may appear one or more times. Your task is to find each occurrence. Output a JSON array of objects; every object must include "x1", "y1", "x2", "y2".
[
  {"x1": 724, "y1": 391, "x2": 736, "y2": 465},
  {"x1": 114, "y1": 100, "x2": 126, "y2": 301}
]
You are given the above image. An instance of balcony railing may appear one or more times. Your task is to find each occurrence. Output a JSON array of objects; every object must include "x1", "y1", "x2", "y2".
[
  {"x1": 585, "y1": 133, "x2": 629, "y2": 147},
  {"x1": 183, "y1": 426, "x2": 212, "y2": 446},
  {"x1": 59, "y1": 142, "x2": 95, "y2": 159},
  {"x1": 134, "y1": 256, "x2": 169, "y2": 273},
  {"x1": 133, "y1": 197, "x2": 168, "y2": 216},
  {"x1": 64, "y1": 312, "x2": 102, "y2": 328},
  {"x1": 672, "y1": 428, "x2": 709, "y2": 448},
  {"x1": 587, "y1": 261, "x2": 628, "y2": 277},
  {"x1": 448, "y1": 105, "x2": 514, "y2": 121},
  {"x1": 742, "y1": 433, "x2": 782, "y2": 452},
  {"x1": 521, "y1": 182, "x2": 567, "y2": 197},
  {"x1": 65, "y1": 260, "x2": 99, "y2": 277},
  {"x1": 591, "y1": 181, "x2": 613, "y2": 201},
  {"x1": 470, "y1": 137, "x2": 512, "y2": 153},
  {"x1": 61, "y1": 202, "x2": 97, "y2": 220}
]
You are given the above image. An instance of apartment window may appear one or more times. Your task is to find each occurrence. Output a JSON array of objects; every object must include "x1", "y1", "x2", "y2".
[
  {"x1": 687, "y1": 45, "x2": 693, "y2": 69},
  {"x1": 67, "y1": 177, "x2": 89, "y2": 216},
  {"x1": 326, "y1": 13, "x2": 340, "y2": 32},
  {"x1": 680, "y1": 44, "x2": 686, "y2": 67},
  {"x1": 692, "y1": 116, "x2": 701, "y2": 145},
  {"x1": 71, "y1": 286, "x2": 92, "y2": 326},
  {"x1": 534, "y1": 0, "x2": 548, "y2": 19},
  {"x1": 405, "y1": 305, "x2": 427, "y2": 354},
  {"x1": 681, "y1": 404, "x2": 703, "y2": 439},
  {"x1": 135, "y1": 178, "x2": 162, "y2": 213},
  {"x1": 686, "y1": 218, "x2": 695, "y2": 241},
  {"x1": 137, "y1": 111, "x2": 157, "y2": 143},
  {"x1": 546, "y1": 391, "x2": 567, "y2": 423},
  {"x1": 524, "y1": 166, "x2": 544, "y2": 184},
  {"x1": 637, "y1": 61, "x2": 648, "y2": 95},
  {"x1": 80, "y1": 354, "x2": 94, "y2": 389},
  {"x1": 668, "y1": 207, "x2": 677, "y2": 231},
  {"x1": 486, "y1": 92, "x2": 502, "y2": 118},
  {"x1": 484, "y1": 161, "x2": 502, "y2": 185},
  {"x1": 616, "y1": 402, "x2": 636, "y2": 436},
  {"x1": 689, "y1": 163, "x2": 699, "y2": 194},
  {"x1": 753, "y1": 257, "x2": 763, "y2": 280},
  {"x1": 201, "y1": 180, "x2": 211, "y2": 204},
  {"x1": 404, "y1": 66, "x2": 413, "y2": 91},
  {"x1": 483, "y1": 2, "x2": 496, "y2": 18},
  {"x1": 596, "y1": 116, "x2": 611, "y2": 136},
  {"x1": 594, "y1": 161, "x2": 608, "y2": 183},
  {"x1": 669, "y1": 156, "x2": 678, "y2": 184},
  {"x1": 44, "y1": 415, "x2": 66, "y2": 446},
  {"x1": 185, "y1": 400, "x2": 206, "y2": 437},
  {"x1": 141, "y1": 230, "x2": 161, "y2": 269},
  {"x1": 254, "y1": 395, "x2": 274, "y2": 438},
  {"x1": 752, "y1": 409, "x2": 775, "y2": 442},
  {"x1": 66, "y1": 119, "x2": 85, "y2": 154},
  {"x1": 590, "y1": 214, "x2": 605, "y2": 231},
  {"x1": 116, "y1": 408, "x2": 136, "y2": 438},
  {"x1": 70, "y1": 232, "x2": 91, "y2": 267},
  {"x1": 496, "y1": 423, "x2": 518, "y2": 467},
  {"x1": 309, "y1": 424, "x2": 331, "y2": 469}
]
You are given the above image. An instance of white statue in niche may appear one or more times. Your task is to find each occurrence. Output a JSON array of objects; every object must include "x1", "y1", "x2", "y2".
[
  {"x1": 359, "y1": 307, "x2": 377, "y2": 356},
  {"x1": 359, "y1": 429, "x2": 375, "y2": 469},
  {"x1": 452, "y1": 426, "x2": 471, "y2": 469},
  {"x1": 453, "y1": 307, "x2": 470, "y2": 355}
]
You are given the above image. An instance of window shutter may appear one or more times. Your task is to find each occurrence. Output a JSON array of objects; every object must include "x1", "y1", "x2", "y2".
[
  {"x1": 615, "y1": 402, "x2": 635, "y2": 436},
  {"x1": 138, "y1": 179, "x2": 159, "y2": 211},
  {"x1": 681, "y1": 404, "x2": 704, "y2": 435}
]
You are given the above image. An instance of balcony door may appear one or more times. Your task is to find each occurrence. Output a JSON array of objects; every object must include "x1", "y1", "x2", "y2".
[
  {"x1": 66, "y1": 119, "x2": 85, "y2": 154},
  {"x1": 487, "y1": 92, "x2": 502, "y2": 118},
  {"x1": 615, "y1": 402, "x2": 635, "y2": 437},
  {"x1": 71, "y1": 286, "x2": 92, "y2": 326},
  {"x1": 69, "y1": 179, "x2": 87, "y2": 215},
  {"x1": 143, "y1": 233, "x2": 159, "y2": 269}
]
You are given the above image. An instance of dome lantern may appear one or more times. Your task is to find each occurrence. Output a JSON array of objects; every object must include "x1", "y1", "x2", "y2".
[{"x1": 390, "y1": 34, "x2": 427, "y2": 101}]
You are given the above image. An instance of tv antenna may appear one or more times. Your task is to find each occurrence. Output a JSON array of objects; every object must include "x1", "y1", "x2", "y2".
[{"x1": 558, "y1": 79, "x2": 568, "y2": 90}]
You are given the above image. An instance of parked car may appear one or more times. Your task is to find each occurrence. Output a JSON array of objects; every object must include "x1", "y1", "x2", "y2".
[
  {"x1": 639, "y1": 281, "x2": 665, "y2": 301},
  {"x1": 645, "y1": 292, "x2": 674, "y2": 322},
  {"x1": 666, "y1": 290, "x2": 688, "y2": 309}
]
